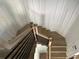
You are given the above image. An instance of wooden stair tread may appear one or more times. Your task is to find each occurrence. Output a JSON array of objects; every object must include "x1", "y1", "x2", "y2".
[
  {"x1": 51, "y1": 57, "x2": 66, "y2": 59},
  {"x1": 51, "y1": 53, "x2": 66, "y2": 57}
]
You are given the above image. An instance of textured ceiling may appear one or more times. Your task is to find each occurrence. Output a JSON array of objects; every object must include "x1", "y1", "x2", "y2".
[{"x1": 0, "y1": 0, "x2": 79, "y2": 44}]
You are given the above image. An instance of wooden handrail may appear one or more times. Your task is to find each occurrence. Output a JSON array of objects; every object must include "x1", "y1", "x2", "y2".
[{"x1": 5, "y1": 30, "x2": 35, "y2": 59}]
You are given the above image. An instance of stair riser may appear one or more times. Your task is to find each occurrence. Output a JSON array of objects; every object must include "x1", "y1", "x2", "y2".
[{"x1": 51, "y1": 53, "x2": 66, "y2": 57}]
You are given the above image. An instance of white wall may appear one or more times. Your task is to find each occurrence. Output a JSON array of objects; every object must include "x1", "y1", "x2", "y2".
[
  {"x1": 66, "y1": 17, "x2": 79, "y2": 58},
  {"x1": 0, "y1": 0, "x2": 30, "y2": 48},
  {"x1": 34, "y1": 44, "x2": 48, "y2": 59}
]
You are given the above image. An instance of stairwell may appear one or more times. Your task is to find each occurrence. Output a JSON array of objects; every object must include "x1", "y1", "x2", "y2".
[
  {"x1": 0, "y1": 23, "x2": 67, "y2": 59},
  {"x1": 37, "y1": 26, "x2": 67, "y2": 59}
]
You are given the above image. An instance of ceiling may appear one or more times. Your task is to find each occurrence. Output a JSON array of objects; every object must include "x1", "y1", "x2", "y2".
[{"x1": 0, "y1": 0, "x2": 79, "y2": 44}]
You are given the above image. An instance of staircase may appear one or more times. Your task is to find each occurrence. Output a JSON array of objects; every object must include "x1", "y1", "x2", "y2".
[{"x1": 38, "y1": 26, "x2": 67, "y2": 59}]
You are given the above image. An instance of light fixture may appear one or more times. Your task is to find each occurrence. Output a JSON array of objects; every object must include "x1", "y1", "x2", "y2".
[{"x1": 75, "y1": 52, "x2": 79, "y2": 56}]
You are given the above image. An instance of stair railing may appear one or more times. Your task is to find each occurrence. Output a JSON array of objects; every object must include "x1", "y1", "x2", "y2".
[{"x1": 48, "y1": 38, "x2": 52, "y2": 59}]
